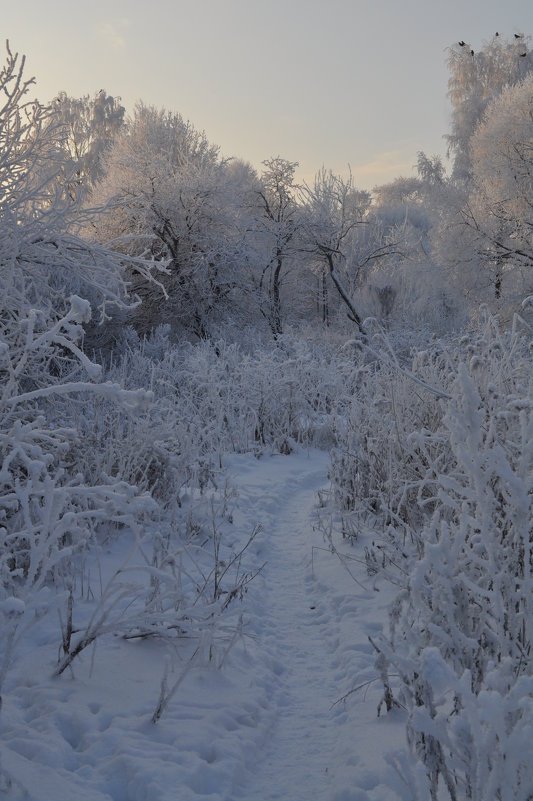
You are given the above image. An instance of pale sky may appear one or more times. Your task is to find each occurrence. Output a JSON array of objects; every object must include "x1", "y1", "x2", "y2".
[{"x1": 3, "y1": 0, "x2": 533, "y2": 188}]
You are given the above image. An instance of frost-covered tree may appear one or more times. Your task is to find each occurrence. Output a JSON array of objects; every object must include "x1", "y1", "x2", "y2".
[
  {"x1": 435, "y1": 71, "x2": 533, "y2": 310},
  {"x1": 446, "y1": 34, "x2": 533, "y2": 182},
  {"x1": 299, "y1": 168, "x2": 371, "y2": 331},
  {"x1": 369, "y1": 155, "x2": 448, "y2": 326},
  {"x1": 426, "y1": 37, "x2": 533, "y2": 314},
  {"x1": 466, "y1": 74, "x2": 533, "y2": 300},
  {"x1": 46, "y1": 89, "x2": 125, "y2": 198},
  {"x1": 0, "y1": 44, "x2": 153, "y2": 324},
  {"x1": 251, "y1": 157, "x2": 301, "y2": 336},
  {"x1": 300, "y1": 168, "x2": 408, "y2": 331},
  {"x1": 94, "y1": 103, "x2": 246, "y2": 338}
]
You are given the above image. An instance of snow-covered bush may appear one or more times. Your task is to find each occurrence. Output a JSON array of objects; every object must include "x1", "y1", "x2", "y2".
[
  {"x1": 367, "y1": 310, "x2": 533, "y2": 800},
  {"x1": 0, "y1": 42, "x2": 159, "y2": 708},
  {"x1": 101, "y1": 332, "x2": 357, "y2": 477},
  {"x1": 0, "y1": 297, "x2": 157, "y2": 697},
  {"x1": 328, "y1": 325, "x2": 451, "y2": 544}
]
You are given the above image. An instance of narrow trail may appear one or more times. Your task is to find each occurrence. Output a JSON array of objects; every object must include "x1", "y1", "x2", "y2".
[
  {"x1": 230, "y1": 450, "x2": 368, "y2": 801},
  {"x1": 1, "y1": 449, "x2": 400, "y2": 801}
]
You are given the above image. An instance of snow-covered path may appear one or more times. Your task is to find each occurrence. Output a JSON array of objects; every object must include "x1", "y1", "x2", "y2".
[
  {"x1": 2, "y1": 449, "x2": 404, "y2": 801},
  {"x1": 232, "y1": 451, "x2": 341, "y2": 800},
  {"x1": 228, "y1": 450, "x2": 403, "y2": 801}
]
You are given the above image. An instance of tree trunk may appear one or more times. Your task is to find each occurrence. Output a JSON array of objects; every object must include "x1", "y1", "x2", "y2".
[
  {"x1": 271, "y1": 252, "x2": 283, "y2": 336},
  {"x1": 325, "y1": 253, "x2": 364, "y2": 334}
]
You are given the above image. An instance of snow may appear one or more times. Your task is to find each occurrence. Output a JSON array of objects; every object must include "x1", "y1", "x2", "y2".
[
  {"x1": 1, "y1": 448, "x2": 404, "y2": 801},
  {"x1": 3, "y1": 33, "x2": 533, "y2": 800}
]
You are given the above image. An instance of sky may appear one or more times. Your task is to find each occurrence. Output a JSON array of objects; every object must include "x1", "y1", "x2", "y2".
[{"x1": 3, "y1": 0, "x2": 533, "y2": 189}]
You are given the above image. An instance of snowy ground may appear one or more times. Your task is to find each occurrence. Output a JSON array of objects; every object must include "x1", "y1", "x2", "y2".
[{"x1": 1, "y1": 449, "x2": 405, "y2": 801}]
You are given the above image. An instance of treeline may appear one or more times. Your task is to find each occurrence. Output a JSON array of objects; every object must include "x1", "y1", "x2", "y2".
[{"x1": 21, "y1": 33, "x2": 533, "y2": 347}]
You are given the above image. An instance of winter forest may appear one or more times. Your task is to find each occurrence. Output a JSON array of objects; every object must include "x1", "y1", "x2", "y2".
[{"x1": 2, "y1": 30, "x2": 533, "y2": 801}]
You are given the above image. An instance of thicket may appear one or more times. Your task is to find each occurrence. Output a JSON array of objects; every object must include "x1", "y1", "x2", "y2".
[{"x1": 326, "y1": 309, "x2": 533, "y2": 800}]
